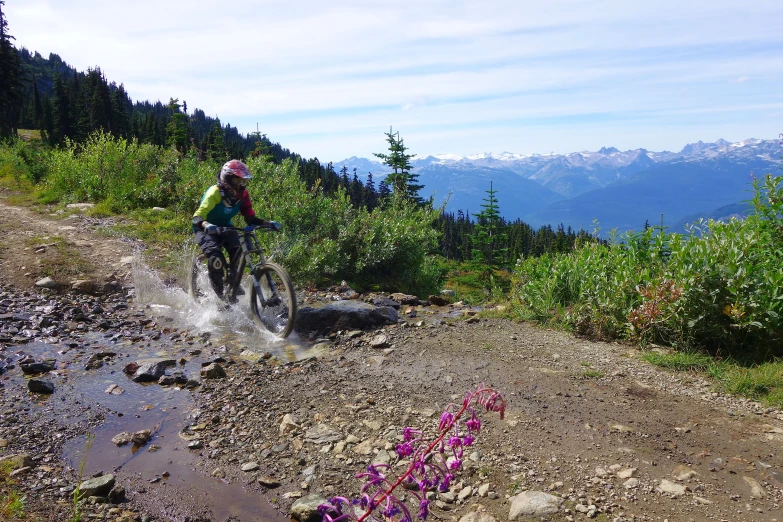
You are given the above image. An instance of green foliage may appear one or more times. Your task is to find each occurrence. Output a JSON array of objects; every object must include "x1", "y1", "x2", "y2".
[
  {"x1": 373, "y1": 126, "x2": 424, "y2": 205},
  {"x1": 641, "y1": 350, "x2": 714, "y2": 372},
  {"x1": 245, "y1": 157, "x2": 442, "y2": 295},
  {"x1": 512, "y1": 174, "x2": 783, "y2": 355},
  {"x1": 471, "y1": 181, "x2": 509, "y2": 289},
  {"x1": 0, "y1": 1, "x2": 23, "y2": 139},
  {"x1": 0, "y1": 489, "x2": 25, "y2": 520},
  {"x1": 40, "y1": 130, "x2": 183, "y2": 210}
]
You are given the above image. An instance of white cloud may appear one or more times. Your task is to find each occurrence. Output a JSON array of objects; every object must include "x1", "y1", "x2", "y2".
[{"x1": 6, "y1": 0, "x2": 783, "y2": 160}]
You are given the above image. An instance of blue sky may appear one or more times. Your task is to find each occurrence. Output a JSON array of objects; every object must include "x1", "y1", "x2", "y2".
[{"x1": 7, "y1": 0, "x2": 783, "y2": 162}]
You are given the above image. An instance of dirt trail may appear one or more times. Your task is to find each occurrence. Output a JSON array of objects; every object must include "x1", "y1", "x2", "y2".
[{"x1": 1, "y1": 197, "x2": 783, "y2": 522}]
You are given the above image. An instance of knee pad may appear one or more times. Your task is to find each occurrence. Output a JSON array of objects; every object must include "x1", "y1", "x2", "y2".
[{"x1": 208, "y1": 254, "x2": 224, "y2": 272}]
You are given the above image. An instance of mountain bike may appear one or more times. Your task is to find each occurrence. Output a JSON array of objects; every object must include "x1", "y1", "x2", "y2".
[{"x1": 188, "y1": 225, "x2": 297, "y2": 338}]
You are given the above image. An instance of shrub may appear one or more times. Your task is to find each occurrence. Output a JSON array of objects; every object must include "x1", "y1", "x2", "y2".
[{"x1": 512, "y1": 174, "x2": 783, "y2": 355}]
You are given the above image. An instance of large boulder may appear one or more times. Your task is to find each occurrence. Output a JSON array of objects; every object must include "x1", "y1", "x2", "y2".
[{"x1": 295, "y1": 300, "x2": 397, "y2": 334}]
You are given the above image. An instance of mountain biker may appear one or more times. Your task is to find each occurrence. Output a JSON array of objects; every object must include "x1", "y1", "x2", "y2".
[{"x1": 192, "y1": 159, "x2": 281, "y2": 301}]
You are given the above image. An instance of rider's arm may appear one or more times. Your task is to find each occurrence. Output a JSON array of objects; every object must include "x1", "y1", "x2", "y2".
[
  {"x1": 239, "y1": 191, "x2": 269, "y2": 226},
  {"x1": 192, "y1": 186, "x2": 223, "y2": 230},
  {"x1": 244, "y1": 215, "x2": 269, "y2": 227}
]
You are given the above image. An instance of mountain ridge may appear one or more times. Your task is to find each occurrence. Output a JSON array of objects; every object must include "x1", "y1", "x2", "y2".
[{"x1": 334, "y1": 138, "x2": 782, "y2": 235}]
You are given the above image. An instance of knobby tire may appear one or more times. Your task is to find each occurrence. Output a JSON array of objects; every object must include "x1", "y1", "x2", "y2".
[{"x1": 249, "y1": 262, "x2": 297, "y2": 338}]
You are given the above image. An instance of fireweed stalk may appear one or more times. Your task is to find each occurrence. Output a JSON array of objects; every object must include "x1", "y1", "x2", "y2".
[{"x1": 319, "y1": 384, "x2": 506, "y2": 522}]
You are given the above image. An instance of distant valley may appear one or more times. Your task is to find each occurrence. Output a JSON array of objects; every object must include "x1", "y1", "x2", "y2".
[{"x1": 336, "y1": 138, "x2": 781, "y2": 235}]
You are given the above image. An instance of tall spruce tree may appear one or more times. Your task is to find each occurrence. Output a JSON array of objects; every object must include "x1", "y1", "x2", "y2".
[
  {"x1": 166, "y1": 98, "x2": 189, "y2": 153},
  {"x1": 364, "y1": 172, "x2": 378, "y2": 211},
  {"x1": 0, "y1": 1, "x2": 23, "y2": 139},
  {"x1": 373, "y1": 126, "x2": 424, "y2": 204},
  {"x1": 471, "y1": 181, "x2": 508, "y2": 288}
]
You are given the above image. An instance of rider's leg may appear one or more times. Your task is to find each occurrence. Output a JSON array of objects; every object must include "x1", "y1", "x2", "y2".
[
  {"x1": 196, "y1": 231, "x2": 227, "y2": 298},
  {"x1": 223, "y1": 232, "x2": 244, "y2": 297}
]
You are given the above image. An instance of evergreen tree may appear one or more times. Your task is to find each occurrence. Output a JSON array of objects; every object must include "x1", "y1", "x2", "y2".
[
  {"x1": 373, "y1": 126, "x2": 424, "y2": 204},
  {"x1": 51, "y1": 74, "x2": 71, "y2": 145},
  {"x1": 0, "y1": 1, "x2": 23, "y2": 138},
  {"x1": 350, "y1": 169, "x2": 363, "y2": 207},
  {"x1": 470, "y1": 181, "x2": 508, "y2": 288},
  {"x1": 206, "y1": 120, "x2": 227, "y2": 162},
  {"x1": 364, "y1": 172, "x2": 378, "y2": 211},
  {"x1": 32, "y1": 76, "x2": 42, "y2": 129},
  {"x1": 378, "y1": 179, "x2": 391, "y2": 203},
  {"x1": 166, "y1": 97, "x2": 189, "y2": 152},
  {"x1": 339, "y1": 165, "x2": 349, "y2": 189}
]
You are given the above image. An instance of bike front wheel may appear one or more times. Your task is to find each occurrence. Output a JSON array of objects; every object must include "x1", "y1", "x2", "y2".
[
  {"x1": 249, "y1": 262, "x2": 297, "y2": 338},
  {"x1": 189, "y1": 253, "x2": 213, "y2": 301}
]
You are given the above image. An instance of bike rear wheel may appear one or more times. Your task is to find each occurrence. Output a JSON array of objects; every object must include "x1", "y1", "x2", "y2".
[{"x1": 249, "y1": 262, "x2": 297, "y2": 338}]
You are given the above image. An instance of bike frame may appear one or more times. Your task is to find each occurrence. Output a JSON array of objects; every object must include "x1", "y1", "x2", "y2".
[{"x1": 219, "y1": 226, "x2": 277, "y2": 304}]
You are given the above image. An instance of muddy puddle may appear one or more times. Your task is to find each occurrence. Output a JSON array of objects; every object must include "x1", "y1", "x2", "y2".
[
  {"x1": 7, "y1": 255, "x2": 470, "y2": 520},
  {"x1": 44, "y1": 258, "x2": 321, "y2": 521}
]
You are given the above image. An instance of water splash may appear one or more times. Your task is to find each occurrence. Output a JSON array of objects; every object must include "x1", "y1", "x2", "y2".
[{"x1": 129, "y1": 247, "x2": 287, "y2": 348}]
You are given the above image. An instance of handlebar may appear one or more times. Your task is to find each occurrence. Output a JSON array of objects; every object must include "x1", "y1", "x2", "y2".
[{"x1": 209, "y1": 225, "x2": 277, "y2": 234}]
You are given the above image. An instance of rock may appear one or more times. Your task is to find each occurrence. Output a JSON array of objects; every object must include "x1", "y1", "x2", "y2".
[
  {"x1": 290, "y1": 494, "x2": 328, "y2": 522},
  {"x1": 131, "y1": 430, "x2": 151, "y2": 445},
  {"x1": 71, "y1": 279, "x2": 98, "y2": 294},
  {"x1": 258, "y1": 475, "x2": 281, "y2": 488},
  {"x1": 131, "y1": 358, "x2": 176, "y2": 382},
  {"x1": 672, "y1": 464, "x2": 698, "y2": 481},
  {"x1": 458, "y1": 509, "x2": 497, "y2": 522},
  {"x1": 66, "y1": 203, "x2": 95, "y2": 210},
  {"x1": 304, "y1": 423, "x2": 342, "y2": 444},
  {"x1": 239, "y1": 350, "x2": 263, "y2": 363},
  {"x1": 373, "y1": 296, "x2": 400, "y2": 309},
  {"x1": 108, "y1": 485, "x2": 126, "y2": 503},
  {"x1": 280, "y1": 413, "x2": 299, "y2": 435},
  {"x1": 295, "y1": 300, "x2": 398, "y2": 334},
  {"x1": 35, "y1": 277, "x2": 57, "y2": 289},
  {"x1": 743, "y1": 476, "x2": 766, "y2": 498},
  {"x1": 656, "y1": 479, "x2": 687, "y2": 497},
  {"x1": 28, "y1": 379, "x2": 54, "y2": 394},
  {"x1": 200, "y1": 362, "x2": 226, "y2": 379},
  {"x1": 624, "y1": 478, "x2": 640, "y2": 489},
  {"x1": 616, "y1": 467, "x2": 637, "y2": 479},
  {"x1": 371, "y1": 449, "x2": 392, "y2": 466},
  {"x1": 78, "y1": 474, "x2": 115, "y2": 499},
  {"x1": 478, "y1": 483, "x2": 490, "y2": 497},
  {"x1": 458, "y1": 485, "x2": 472, "y2": 501},
  {"x1": 111, "y1": 432, "x2": 132, "y2": 446},
  {"x1": 241, "y1": 462, "x2": 260, "y2": 472},
  {"x1": 370, "y1": 334, "x2": 389, "y2": 348},
  {"x1": 0, "y1": 454, "x2": 34, "y2": 470},
  {"x1": 508, "y1": 491, "x2": 563, "y2": 519},
  {"x1": 21, "y1": 360, "x2": 55, "y2": 374},
  {"x1": 390, "y1": 293, "x2": 420, "y2": 305},
  {"x1": 352, "y1": 439, "x2": 374, "y2": 455},
  {"x1": 428, "y1": 294, "x2": 449, "y2": 306}
]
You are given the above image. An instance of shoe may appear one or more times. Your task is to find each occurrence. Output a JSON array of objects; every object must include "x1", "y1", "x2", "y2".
[{"x1": 235, "y1": 286, "x2": 246, "y2": 296}]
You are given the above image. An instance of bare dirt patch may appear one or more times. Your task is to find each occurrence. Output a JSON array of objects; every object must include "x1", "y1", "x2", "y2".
[{"x1": 1, "y1": 196, "x2": 782, "y2": 522}]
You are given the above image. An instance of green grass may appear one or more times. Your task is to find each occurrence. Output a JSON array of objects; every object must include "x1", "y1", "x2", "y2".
[
  {"x1": 17, "y1": 129, "x2": 41, "y2": 141},
  {"x1": 641, "y1": 351, "x2": 714, "y2": 372},
  {"x1": 643, "y1": 350, "x2": 783, "y2": 407},
  {"x1": 23, "y1": 235, "x2": 92, "y2": 279},
  {"x1": 0, "y1": 489, "x2": 25, "y2": 520}
]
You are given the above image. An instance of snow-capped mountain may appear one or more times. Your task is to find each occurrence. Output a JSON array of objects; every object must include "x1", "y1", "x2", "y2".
[{"x1": 334, "y1": 138, "x2": 782, "y2": 234}]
